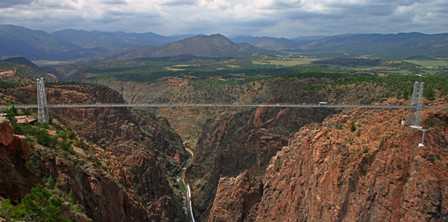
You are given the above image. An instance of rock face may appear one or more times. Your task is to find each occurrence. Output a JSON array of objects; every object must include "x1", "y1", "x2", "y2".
[
  {"x1": 0, "y1": 120, "x2": 35, "y2": 201},
  {"x1": 0, "y1": 120, "x2": 14, "y2": 146},
  {"x1": 0, "y1": 119, "x2": 149, "y2": 222},
  {"x1": 208, "y1": 100, "x2": 448, "y2": 222},
  {"x1": 3, "y1": 83, "x2": 190, "y2": 221},
  {"x1": 208, "y1": 171, "x2": 262, "y2": 222},
  {"x1": 187, "y1": 106, "x2": 335, "y2": 221},
  {"x1": 48, "y1": 84, "x2": 189, "y2": 221},
  {"x1": 186, "y1": 79, "x2": 389, "y2": 221}
]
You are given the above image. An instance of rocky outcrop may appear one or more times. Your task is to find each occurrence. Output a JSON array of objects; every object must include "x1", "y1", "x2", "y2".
[
  {"x1": 4, "y1": 83, "x2": 190, "y2": 221},
  {"x1": 209, "y1": 100, "x2": 448, "y2": 221},
  {"x1": 208, "y1": 171, "x2": 262, "y2": 222},
  {"x1": 32, "y1": 150, "x2": 151, "y2": 222},
  {"x1": 0, "y1": 120, "x2": 35, "y2": 201},
  {"x1": 184, "y1": 76, "x2": 424, "y2": 221},
  {"x1": 48, "y1": 84, "x2": 189, "y2": 221},
  {"x1": 0, "y1": 119, "x2": 149, "y2": 221},
  {"x1": 0, "y1": 120, "x2": 14, "y2": 146},
  {"x1": 187, "y1": 105, "x2": 335, "y2": 220}
]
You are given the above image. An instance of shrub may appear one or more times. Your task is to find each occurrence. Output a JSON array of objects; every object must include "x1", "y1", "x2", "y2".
[
  {"x1": 14, "y1": 124, "x2": 75, "y2": 152},
  {"x1": 5, "y1": 104, "x2": 17, "y2": 125},
  {"x1": 58, "y1": 140, "x2": 73, "y2": 152},
  {"x1": 0, "y1": 80, "x2": 18, "y2": 89},
  {"x1": 335, "y1": 123, "x2": 343, "y2": 130},
  {"x1": 14, "y1": 124, "x2": 57, "y2": 147},
  {"x1": 274, "y1": 158, "x2": 283, "y2": 171},
  {"x1": 0, "y1": 187, "x2": 72, "y2": 222},
  {"x1": 350, "y1": 122, "x2": 357, "y2": 132},
  {"x1": 56, "y1": 130, "x2": 74, "y2": 152},
  {"x1": 35, "y1": 130, "x2": 56, "y2": 147}
]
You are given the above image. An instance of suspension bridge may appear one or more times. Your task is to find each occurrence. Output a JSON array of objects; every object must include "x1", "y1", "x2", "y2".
[
  {"x1": 0, "y1": 78, "x2": 426, "y2": 129},
  {"x1": 1, "y1": 103, "x2": 416, "y2": 109}
]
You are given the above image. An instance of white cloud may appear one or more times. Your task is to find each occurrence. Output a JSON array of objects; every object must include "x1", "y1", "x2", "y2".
[{"x1": 0, "y1": 0, "x2": 446, "y2": 36}]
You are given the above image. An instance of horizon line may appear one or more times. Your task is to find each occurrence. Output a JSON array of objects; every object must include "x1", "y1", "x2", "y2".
[{"x1": 1, "y1": 23, "x2": 447, "y2": 39}]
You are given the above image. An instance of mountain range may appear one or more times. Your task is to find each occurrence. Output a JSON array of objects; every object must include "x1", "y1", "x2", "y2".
[
  {"x1": 117, "y1": 34, "x2": 267, "y2": 59},
  {"x1": 0, "y1": 25, "x2": 185, "y2": 60},
  {"x1": 233, "y1": 33, "x2": 448, "y2": 58},
  {"x1": 0, "y1": 25, "x2": 90, "y2": 60},
  {"x1": 52, "y1": 29, "x2": 186, "y2": 51},
  {"x1": 296, "y1": 33, "x2": 448, "y2": 58},
  {"x1": 1, "y1": 24, "x2": 447, "y2": 60}
]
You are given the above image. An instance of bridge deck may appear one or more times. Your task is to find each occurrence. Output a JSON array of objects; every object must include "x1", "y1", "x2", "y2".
[{"x1": 0, "y1": 103, "x2": 417, "y2": 110}]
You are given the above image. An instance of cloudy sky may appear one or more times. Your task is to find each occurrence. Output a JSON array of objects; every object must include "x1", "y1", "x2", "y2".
[{"x1": 0, "y1": 0, "x2": 447, "y2": 37}]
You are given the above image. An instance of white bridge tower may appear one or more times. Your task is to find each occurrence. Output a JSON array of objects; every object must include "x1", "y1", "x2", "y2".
[
  {"x1": 409, "y1": 81, "x2": 424, "y2": 128},
  {"x1": 408, "y1": 81, "x2": 427, "y2": 147},
  {"x1": 37, "y1": 77, "x2": 49, "y2": 123}
]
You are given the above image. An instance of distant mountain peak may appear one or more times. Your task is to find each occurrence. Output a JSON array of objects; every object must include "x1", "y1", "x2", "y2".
[
  {"x1": 118, "y1": 33, "x2": 266, "y2": 59},
  {"x1": 209, "y1": 33, "x2": 228, "y2": 38},
  {"x1": 2, "y1": 57, "x2": 38, "y2": 68},
  {"x1": 184, "y1": 34, "x2": 232, "y2": 42}
]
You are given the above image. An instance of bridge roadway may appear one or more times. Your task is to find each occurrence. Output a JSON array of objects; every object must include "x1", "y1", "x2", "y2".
[{"x1": 0, "y1": 103, "x2": 418, "y2": 110}]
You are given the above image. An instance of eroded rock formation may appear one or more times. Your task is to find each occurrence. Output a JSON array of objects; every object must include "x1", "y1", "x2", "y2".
[
  {"x1": 187, "y1": 106, "x2": 334, "y2": 220},
  {"x1": 207, "y1": 100, "x2": 448, "y2": 222},
  {"x1": 1, "y1": 83, "x2": 190, "y2": 221}
]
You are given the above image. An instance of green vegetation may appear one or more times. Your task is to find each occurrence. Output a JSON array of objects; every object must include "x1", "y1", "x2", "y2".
[
  {"x1": 92, "y1": 62, "x2": 344, "y2": 83},
  {"x1": 253, "y1": 56, "x2": 315, "y2": 67},
  {"x1": 3, "y1": 105, "x2": 75, "y2": 152},
  {"x1": 0, "y1": 187, "x2": 71, "y2": 222},
  {"x1": 274, "y1": 158, "x2": 283, "y2": 171},
  {"x1": 284, "y1": 71, "x2": 448, "y2": 100},
  {"x1": 313, "y1": 58, "x2": 383, "y2": 67},
  {"x1": 335, "y1": 123, "x2": 343, "y2": 130},
  {"x1": 14, "y1": 123, "x2": 74, "y2": 152},
  {"x1": 15, "y1": 124, "x2": 54, "y2": 146},
  {"x1": 0, "y1": 177, "x2": 86, "y2": 222},
  {"x1": 405, "y1": 59, "x2": 448, "y2": 69},
  {"x1": 425, "y1": 154, "x2": 441, "y2": 163},
  {"x1": 178, "y1": 180, "x2": 188, "y2": 194},
  {"x1": 56, "y1": 130, "x2": 75, "y2": 152},
  {"x1": 191, "y1": 77, "x2": 245, "y2": 90},
  {"x1": 84, "y1": 56, "x2": 448, "y2": 101},
  {"x1": 0, "y1": 61, "x2": 44, "y2": 78},
  {"x1": 351, "y1": 122, "x2": 357, "y2": 132},
  {"x1": 0, "y1": 189, "x2": 69, "y2": 222},
  {"x1": 0, "y1": 79, "x2": 19, "y2": 88},
  {"x1": 5, "y1": 104, "x2": 18, "y2": 125}
]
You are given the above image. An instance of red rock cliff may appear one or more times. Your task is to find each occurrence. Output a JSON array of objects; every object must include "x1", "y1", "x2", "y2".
[
  {"x1": 209, "y1": 101, "x2": 448, "y2": 222},
  {"x1": 187, "y1": 106, "x2": 335, "y2": 221},
  {"x1": 2, "y1": 83, "x2": 190, "y2": 221}
]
